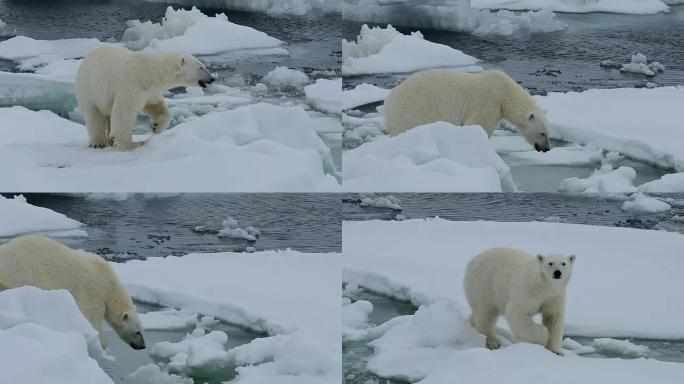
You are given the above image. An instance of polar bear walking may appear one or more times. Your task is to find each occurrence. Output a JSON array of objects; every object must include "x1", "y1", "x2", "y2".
[
  {"x1": 0, "y1": 235, "x2": 145, "y2": 350},
  {"x1": 75, "y1": 44, "x2": 215, "y2": 150},
  {"x1": 463, "y1": 247, "x2": 574, "y2": 354},
  {"x1": 384, "y1": 69, "x2": 551, "y2": 152}
]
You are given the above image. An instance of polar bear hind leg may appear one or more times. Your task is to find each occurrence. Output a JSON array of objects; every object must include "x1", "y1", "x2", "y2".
[
  {"x1": 470, "y1": 305, "x2": 502, "y2": 349},
  {"x1": 82, "y1": 105, "x2": 110, "y2": 148}
]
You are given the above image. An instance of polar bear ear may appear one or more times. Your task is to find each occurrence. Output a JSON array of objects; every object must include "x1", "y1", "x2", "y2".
[
  {"x1": 569, "y1": 255, "x2": 576, "y2": 263},
  {"x1": 537, "y1": 254, "x2": 544, "y2": 263}
]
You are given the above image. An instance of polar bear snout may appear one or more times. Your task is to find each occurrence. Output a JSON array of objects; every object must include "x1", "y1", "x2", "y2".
[
  {"x1": 534, "y1": 141, "x2": 550, "y2": 153},
  {"x1": 553, "y1": 270, "x2": 562, "y2": 279},
  {"x1": 130, "y1": 332, "x2": 146, "y2": 350},
  {"x1": 198, "y1": 67, "x2": 215, "y2": 88}
]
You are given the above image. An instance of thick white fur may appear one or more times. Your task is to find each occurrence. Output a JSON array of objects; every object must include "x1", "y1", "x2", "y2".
[
  {"x1": 0, "y1": 235, "x2": 144, "y2": 349},
  {"x1": 463, "y1": 247, "x2": 574, "y2": 354},
  {"x1": 75, "y1": 44, "x2": 213, "y2": 150},
  {"x1": 384, "y1": 69, "x2": 551, "y2": 151}
]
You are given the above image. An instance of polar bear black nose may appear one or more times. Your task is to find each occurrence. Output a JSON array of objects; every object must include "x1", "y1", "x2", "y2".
[{"x1": 553, "y1": 270, "x2": 562, "y2": 279}]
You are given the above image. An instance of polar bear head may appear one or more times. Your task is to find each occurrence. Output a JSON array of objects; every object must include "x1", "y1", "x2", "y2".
[
  {"x1": 175, "y1": 53, "x2": 215, "y2": 88},
  {"x1": 537, "y1": 253, "x2": 575, "y2": 283},
  {"x1": 108, "y1": 306, "x2": 146, "y2": 350},
  {"x1": 520, "y1": 110, "x2": 551, "y2": 153}
]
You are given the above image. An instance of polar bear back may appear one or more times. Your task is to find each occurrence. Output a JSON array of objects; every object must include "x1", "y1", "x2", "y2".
[
  {"x1": 384, "y1": 69, "x2": 533, "y2": 137},
  {"x1": 76, "y1": 44, "x2": 132, "y2": 116},
  {"x1": 464, "y1": 247, "x2": 539, "y2": 312},
  {"x1": 0, "y1": 235, "x2": 119, "y2": 307}
]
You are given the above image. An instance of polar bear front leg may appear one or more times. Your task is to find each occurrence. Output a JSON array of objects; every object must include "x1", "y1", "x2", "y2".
[
  {"x1": 505, "y1": 304, "x2": 549, "y2": 347},
  {"x1": 143, "y1": 95, "x2": 170, "y2": 134},
  {"x1": 542, "y1": 295, "x2": 566, "y2": 355},
  {"x1": 110, "y1": 96, "x2": 143, "y2": 151},
  {"x1": 82, "y1": 105, "x2": 110, "y2": 148}
]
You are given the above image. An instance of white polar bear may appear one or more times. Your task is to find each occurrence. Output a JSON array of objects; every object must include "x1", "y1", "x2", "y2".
[
  {"x1": 463, "y1": 247, "x2": 574, "y2": 354},
  {"x1": 384, "y1": 69, "x2": 551, "y2": 152},
  {"x1": 75, "y1": 44, "x2": 215, "y2": 150},
  {"x1": 0, "y1": 235, "x2": 145, "y2": 350}
]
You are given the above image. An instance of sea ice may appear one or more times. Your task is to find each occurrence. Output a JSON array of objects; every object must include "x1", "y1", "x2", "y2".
[
  {"x1": 305, "y1": 78, "x2": 342, "y2": 114},
  {"x1": 472, "y1": 0, "x2": 671, "y2": 14},
  {"x1": 218, "y1": 217, "x2": 261, "y2": 241},
  {"x1": 621, "y1": 193, "x2": 672, "y2": 214},
  {"x1": 359, "y1": 194, "x2": 402, "y2": 210},
  {"x1": 263, "y1": 66, "x2": 310, "y2": 89},
  {"x1": 619, "y1": 52, "x2": 665, "y2": 77},
  {"x1": 0, "y1": 195, "x2": 84, "y2": 237},
  {"x1": 558, "y1": 164, "x2": 637, "y2": 194},
  {"x1": 342, "y1": 83, "x2": 390, "y2": 111},
  {"x1": 139, "y1": 309, "x2": 199, "y2": 331}
]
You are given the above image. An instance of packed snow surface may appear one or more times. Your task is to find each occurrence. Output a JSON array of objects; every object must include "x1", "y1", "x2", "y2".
[
  {"x1": 343, "y1": 122, "x2": 515, "y2": 192},
  {"x1": 342, "y1": 83, "x2": 390, "y2": 111},
  {"x1": 537, "y1": 87, "x2": 684, "y2": 171},
  {"x1": 0, "y1": 195, "x2": 84, "y2": 237},
  {"x1": 472, "y1": 0, "x2": 671, "y2": 14},
  {"x1": 342, "y1": 24, "x2": 480, "y2": 75},
  {"x1": 113, "y1": 250, "x2": 341, "y2": 383},
  {"x1": 304, "y1": 78, "x2": 342, "y2": 114},
  {"x1": 122, "y1": 7, "x2": 283, "y2": 54},
  {"x1": 0, "y1": 104, "x2": 340, "y2": 192},
  {"x1": 0, "y1": 287, "x2": 112, "y2": 384}
]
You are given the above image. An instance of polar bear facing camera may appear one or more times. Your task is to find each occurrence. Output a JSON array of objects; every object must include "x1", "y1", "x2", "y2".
[
  {"x1": 0, "y1": 235, "x2": 145, "y2": 350},
  {"x1": 75, "y1": 44, "x2": 215, "y2": 150},
  {"x1": 384, "y1": 69, "x2": 551, "y2": 152},
  {"x1": 463, "y1": 247, "x2": 574, "y2": 355}
]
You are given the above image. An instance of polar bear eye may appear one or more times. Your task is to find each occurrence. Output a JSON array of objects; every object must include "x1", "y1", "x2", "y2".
[
  {"x1": 562, "y1": 262, "x2": 566, "y2": 266},
  {"x1": 548, "y1": 262, "x2": 553, "y2": 266}
]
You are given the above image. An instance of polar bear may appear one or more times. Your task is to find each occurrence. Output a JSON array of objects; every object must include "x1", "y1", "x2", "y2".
[
  {"x1": 75, "y1": 44, "x2": 215, "y2": 150},
  {"x1": 384, "y1": 69, "x2": 551, "y2": 152},
  {"x1": 463, "y1": 247, "x2": 574, "y2": 354},
  {"x1": 0, "y1": 235, "x2": 145, "y2": 350}
]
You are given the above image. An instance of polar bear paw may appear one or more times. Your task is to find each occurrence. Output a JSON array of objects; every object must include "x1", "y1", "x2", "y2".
[{"x1": 485, "y1": 336, "x2": 502, "y2": 350}]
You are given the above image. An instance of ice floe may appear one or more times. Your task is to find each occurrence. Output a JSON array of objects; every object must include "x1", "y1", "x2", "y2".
[
  {"x1": 304, "y1": 78, "x2": 342, "y2": 114},
  {"x1": 342, "y1": 83, "x2": 389, "y2": 111},
  {"x1": 263, "y1": 66, "x2": 310, "y2": 89},
  {"x1": 343, "y1": 122, "x2": 516, "y2": 192},
  {"x1": 342, "y1": 24, "x2": 480, "y2": 75},
  {"x1": 218, "y1": 217, "x2": 261, "y2": 241},
  {"x1": 618, "y1": 52, "x2": 665, "y2": 77},
  {"x1": 0, "y1": 104, "x2": 340, "y2": 192},
  {"x1": 472, "y1": 0, "x2": 672, "y2": 14},
  {"x1": 639, "y1": 173, "x2": 684, "y2": 193},
  {"x1": 558, "y1": 164, "x2": 637, "y2": 194},
  {"x1": 621, "y1": 193, "x2": 671, "y2": 214},
  {"x1": 137, "y1": 0, "x2": 341, "y2": 15},
  {"x1": 0, "y1": 195, "x2": 84, "y2": 237},
  {"x1": 139, "y1": 309, "x2": 199, "y2": 331}
]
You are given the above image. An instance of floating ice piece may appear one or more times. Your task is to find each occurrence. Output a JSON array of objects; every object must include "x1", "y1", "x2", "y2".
[
  {"x1": 218, "y1": 217, "x2": 260, "y2": 241},
  {"x1": 0, "y1": 36, "x2": 102, "y2": 61},
  {"x1": 472, "y1": 0, "x2": 671, "y2": 14},
  {"x1": 342, "y1": 83, "x2": 390, "y2": 110},
  {"x1": 123, "y1": 364, "x2": 192, "y2": 384},
  {"x1": 344, "y1": 122, "x2": 516, "y2": 192},
  {"x1": 343, "y1": 299, "x2": 374, "y2": 341},
  {"x1": 537, "y1": 86, "x2": 684, "y2": 171},
  {"x1": 0, "y1": 18, "x2": 14, "y2": 37},
  {"x1": 639, "y1": 172, "x2": 684, "y2": 193},
  {"x1": 263, "y1": 66, "x2": 310, "y2": 88},
  {"x1": 140, "y1": 309, "x2": 199, "y2": 331},
  {"x1": 620, "y1": 53, "x2": 665, "y2": 77},
  {"x1": 505, "y1": 145, "x2": 603, "y2": 166},
  {"x1": 151, "y1": 328, "x2": 230, "y2": 375},
  {"x1": 137, "y1": 0, "x2": 341, "y2": 15},
  {"x1": 342, "y1": 24, "x2": 480, "y2": 75},
  {"x1": 0, "y1": 195, "x2": 84, "y2": 237},
  {"x1": 562, "y1": 337, "x2": 596, "y2": 354},
  {"x1": 558, "y1": 164, "x2": 637, "y2": 194},
  {"x1": 621, "y1": 193, "x2": 671, "y2": 214},
  {"x1": 305, "y1": 78, "x2": 342, "y2": 114},
  {"x1": 591, "y1": 337, "x2": 650, "y2": 357},
  {"x1": 0, "y1": 71, "x2": 76, "y2": 111},
  {"x1": 359, "y1": 194, "x2": 402, "y2": 210},
  {"x1": 0, "y1": 104, "x2": 340, "y2": 192},
  {"x1": 123, "y1": 6, "x2": 283, "y2": 55},
  {"x1": 343, "y1": 218, "x2": 684, "y2": 339}
]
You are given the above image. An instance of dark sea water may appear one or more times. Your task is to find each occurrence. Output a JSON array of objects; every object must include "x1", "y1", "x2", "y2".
[{"x1": 2, "y1": 193, "x2": 342, "y2": 256}]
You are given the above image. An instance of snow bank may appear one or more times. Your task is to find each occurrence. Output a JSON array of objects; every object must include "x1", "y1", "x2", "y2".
[
  {"x1": 537, "y1": 87, "x2": 684, "y2": 171},
  {"x1": 304, "y1": 78, "x2": 341, "y2": 114},
  {"x1": 621, "y1": 193, "x2": 671, "y2": 214},
  {"x1": 137, "y1": 0, "x2": 341, "y2": 15},
  {"x1": 639, "y1": 173, "x2": 684, "y2": 193},
  {"x1": 342, "y1": 83, "x2": 389, "y2": 111},
  {"x1": 342, "y1": 24, "x2": 480, "y2": 75},
  {"x1": 343, "y1": 122, "x2": 515, "y2": 192},
  {"x1": 0, "y1": 287, "x2": 112, "y2": 384},
  {"x1": 558, "y1": 165, "x2": 637, "y2": 194},
  {"x1": 0, "y1": 104, "x2": 340, "y2": 192},
  {"x1": 0, "y1": 195, "x2": 84, "y2": 237},
  {"x1": 343, "y1": 218, "x2": 684, "y2": 339},
  {"x1": 0, "y1": 36, "x2": 102, "y2": 61},
  {"x1": 218, "y1": 217, "x2": 260, "y2": 241},
  {"x1": 342, "y1": 1, "x2": 567, "y2": 36},
  {"x1": 122, "y1": 6, "x2": 283, "y2": 54},
  {"x1": 263, "y1": 66, "x2": 310, "y2": 88},
  {"x1": 140, "y1": 309, "x2": 199, "y2": 331},
  {"x1": 113, "y1": 250, "x2": 341, "y2": 383},
  {"x1": 472, "y1": 0, "x2": 671, "y2": 14}
]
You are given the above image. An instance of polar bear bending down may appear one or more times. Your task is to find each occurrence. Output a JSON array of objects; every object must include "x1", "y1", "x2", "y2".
[
  {"x1": 464, "y1": 247, "x2": 574, "y2": 354},
  {"x1": 0, "y1": 235, "x2": 145, "y2": 350},
  {"x1": 76, "y1": 44, "x2": 215, "y2": 150},
  {"x1": 384, "y1": 69, "x2": 551, "y2": 152}
]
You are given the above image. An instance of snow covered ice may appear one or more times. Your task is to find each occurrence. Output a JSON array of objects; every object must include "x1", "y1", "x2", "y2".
[
  {"x1": 343, "y1": 218, "x2": 684, "y2": 383},
  {"x1": 343, "y1": 122, "x2": 516, "y2": 192},
  {"x1": 218, "y1": 217, "x2": 261, "y2": 241},
  {"x1": 343, "y1": 83, "x2": 390, "y2": 111},
  {"x1": 305, "y1": 78, "x2": 342, "y2": 114},
  {"x1": 472, "y1": 0, "x2": 673, "y2": 14},
  {"x1": 0, "y1": 195, "x2": 85, "y2": 238},
  {"x1": 263, "y1": 66, "x2": 311, "y2": 89}
]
